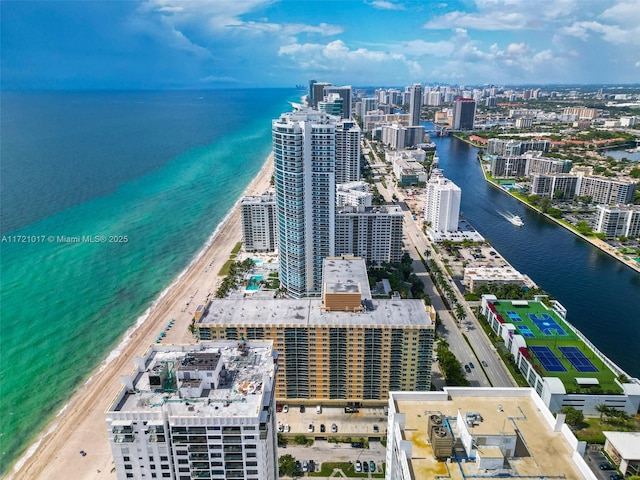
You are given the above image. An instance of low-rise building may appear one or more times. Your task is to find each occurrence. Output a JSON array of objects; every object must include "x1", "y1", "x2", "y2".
[
  {"x1": 389, "y1": 149, "x2": 428, "y2": 185},
  {"x1": 603, "y1": 431, "x2": 640, "y2": 477},
  {"x1": 481, "y1": 295, "x2": 640, "y2": 415},
  {"x1": 386, "y1": 388, "x2": 595, "y2": 480},
  {"x1": 106, "y1": 342, "x2": 278, "y2": 480},
  {"x1": 336, "y1": 181, "x2": 373, "y2": 207},
  {"x1": 463, "y1": 266, "x2": 536, "y2": 292}
]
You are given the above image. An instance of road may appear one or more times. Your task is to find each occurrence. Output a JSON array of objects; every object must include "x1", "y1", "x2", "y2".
[{"x1": 365, "y1": 139, "x2": 515, "y2": 388}]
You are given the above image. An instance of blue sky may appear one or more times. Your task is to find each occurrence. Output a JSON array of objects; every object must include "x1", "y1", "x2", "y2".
[{"x1": 2, "y1": 0, "x2": 639, "y2": 89}]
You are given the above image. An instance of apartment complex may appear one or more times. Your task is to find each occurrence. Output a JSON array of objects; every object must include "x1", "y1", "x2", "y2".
[
  {"x1": 386, "y1": 388, "x2": 594, "y2": 480},
  {"x1": 408, "y1": 83, "x2": 422, "y2": 126},
  {"x1": 388, "y1": 149, "x2": 428, "y2": 186},
  {"x1": 531, "y1": 172, "x2": 637, "y2": 204},
  {"x1": 481, "y1": 295, "x2": 640, "y2": 415},
  {"x1": 489, "y1": 152, "x2": 571, "y2": 178},
  {"x1": 272, "y1": 105, "x2": 337, "y2": 297},
  {"x1": 106, "y1": 342, "x2": 278, "y2": 480},
  {"x1": 197, "y1": 257, "x2": 435, "y2": 404},
  {"x1": 335, "y1": 205, "x2": 404, "y2": 264},
  {"x1": 240, "y1": 192, "x2": 277, "y2": 252},
  {"x1": 335, "y1": 119, "x2": 361, "y2": 184},
  {"x1": 486, "y1": 138, "x2": 550, "y2": 156},
  {"x1": 424, "y1": 169, "x2": 461, "y2": 233},
  {"x1": 336, "y1": 181, "x2": 373, "y2": 207},
  {"x1": 594, "y1": 204, "x2": 640, "y2": 238},
  {"x1": 452, "y1": 97, "x2": 476, "y2": 130}
]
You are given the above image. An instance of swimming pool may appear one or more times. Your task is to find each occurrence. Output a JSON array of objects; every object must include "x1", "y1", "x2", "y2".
[{"x1": 246, "y1": 275, "x2": 263, "y2": 291}]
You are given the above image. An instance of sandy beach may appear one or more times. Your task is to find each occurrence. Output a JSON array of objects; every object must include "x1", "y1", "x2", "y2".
[{"x1": 8, "y1": 155, "x2": 274, "y2": 480}]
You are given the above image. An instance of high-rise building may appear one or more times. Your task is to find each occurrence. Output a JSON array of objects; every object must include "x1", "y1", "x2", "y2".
[
  {"x1": 594, "y1": 204, "x2": 640, "y2": 238},
  {"x1": 311, "y1": 82, "x2": 331, "y2": 108},
  {"x1": 361, "y1": 97, "x2": 378, "y2": 115},
  {"x1": 424, "y1": 169, "x2": 461, "y2": 233},
  {"x1": 335, "y1": 205, "x2": 404, "y2": 264},
  {"x1": 106, "y1": 342, "x2": 278, "y2": 480},
  {"x1": 324, "y1": 85, "x2": 353, "y2": 119},
  {"x1": 272, "y1": 105, "x2": 336, "y2": 297},
  {"x1": 197, "y1": 256, "x2": 435, "y2": 402},
  {"x1": 335, "y1": 119, "x2": 361, "y2": 184},
  {"x1": 336, "y1": 181, "x2": 373, "y2": 207},
  {"x1": 241, "y1": 192, "x2": 277, "y2": 252},
  {"x1": 452, "y1": 97, "x2": 476, "y2": 130},
  {"x1": 409, "y1": 84, "x2": 422, "y2": 126}
]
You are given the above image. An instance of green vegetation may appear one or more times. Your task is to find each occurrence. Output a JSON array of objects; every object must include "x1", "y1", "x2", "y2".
[
  {"x1": 561, "y1": 406, "x2": 584, "y2": 427},
  {"x1": 216, "y1": 257, "x2": 256, "y2": 298},
  {"x1": 368, "y1": 253, "x2": 426, "y2": 300},
  {"x1": 279, "y1": 454, "x2": 297, "y2": 477},
  {"x1": 436, "y1": 339, "x2": 470, "y2": 386},
  {"x1": 473, "y1": 284, "x2": 547, "y2": 300}
]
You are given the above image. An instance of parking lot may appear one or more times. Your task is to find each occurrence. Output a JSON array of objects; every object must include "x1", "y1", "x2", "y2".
[
  {"x1": 276, "y1": 405, "x2": 387, "y2": 440},
  {"x1": 279, "y1": 439, "x2": 386, "y2": 477}
]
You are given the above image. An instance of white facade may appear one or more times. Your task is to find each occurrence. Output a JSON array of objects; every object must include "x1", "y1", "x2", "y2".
[
  {"x1": 424, "y1": 169, "x2": 461, "y2": 233},
  {"x1": 336, "y1": 181, "x2": 373, "y2": 207},
  {"x1": 106, "y1": 342, "x2": 278, "y2": 480},
  {"x1": 594, "y1": 204, "x2": 640, "y2": 238},
  {"x1": 273, "y1": 105, "x2": 337, "y2": 297},
  {"x1": 241, "y1": 193, "x2": 277, "y2": 252},
  {"x1": 335, "y1": 205, "x2": 404, "y2": 264}
]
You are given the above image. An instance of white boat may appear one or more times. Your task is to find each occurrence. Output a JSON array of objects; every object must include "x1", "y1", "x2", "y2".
[
  {"x1": 509, "y1": 215, "x2": 524, "y2": 227},
  {"x1": 499, "y1": 211, "x2": 524, "y2": 227}
]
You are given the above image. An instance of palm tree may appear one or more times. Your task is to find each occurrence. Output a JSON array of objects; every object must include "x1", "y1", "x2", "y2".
[
  {"x1": 455, "y1": 304, "x2": 466, "y2": 325},
  {"x1": 595, "y1": 403, "x2": 612, "y2": 424}
]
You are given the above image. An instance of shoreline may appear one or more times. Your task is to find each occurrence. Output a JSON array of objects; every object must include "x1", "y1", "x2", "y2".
[
  {"x1": 453, "y1": 134, "x2": 640, "y2": 275},
  {"x1": 8, "y1": 154, "x2": 275, "y2": 480}
]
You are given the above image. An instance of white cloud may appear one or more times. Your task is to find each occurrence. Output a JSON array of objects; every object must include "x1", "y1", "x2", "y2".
[{"x1": 368, "y1": 1, "x2": 405, "y2": 10}]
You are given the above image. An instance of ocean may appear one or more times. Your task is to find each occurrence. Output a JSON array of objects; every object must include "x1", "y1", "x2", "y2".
[{"x1": 0, "y1": 89, "x2": 297, "y2": 473}]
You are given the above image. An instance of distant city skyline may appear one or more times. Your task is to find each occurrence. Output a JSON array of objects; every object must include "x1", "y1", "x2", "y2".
[{"x1": 2, "y1": 0, "x2": 639, "y2": 90}]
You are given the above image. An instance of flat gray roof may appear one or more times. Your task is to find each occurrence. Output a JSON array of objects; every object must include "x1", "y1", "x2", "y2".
[
  {"x1": 323, "y1": 256, "x2": 372, "y2": 299},
  {"x1": 198, "y1": 298, "x2": 433, "y2": 328}
]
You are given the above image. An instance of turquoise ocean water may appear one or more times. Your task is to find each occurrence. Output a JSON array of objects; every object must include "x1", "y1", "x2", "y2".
[{"x1": 0, "y1": 89, "x2": 296, "y2": 473}]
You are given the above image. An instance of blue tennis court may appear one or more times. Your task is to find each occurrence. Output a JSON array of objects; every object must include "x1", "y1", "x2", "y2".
[
  {"x1": 529, "y1": 313, "x2": 567, "y2": 336},
  {"x1": 558, "y1": 347, "x2": 599, "y2": 373},
  {"x1": 506, "y1": 310, "x2": 522, "y2": 322},
  {"x1": 517, "y1": 325, "x2": 535, "y2": 338},
  {"x1": 530, "y1": 346, "x2": 567, "y2": 372}
]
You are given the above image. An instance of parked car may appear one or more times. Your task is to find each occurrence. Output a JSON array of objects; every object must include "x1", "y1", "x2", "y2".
[
  {"x1": 284, "y1": 424, "x2": 290, "y2": 433},
  {"x1": 351, "y1": 442, "x2": 365, "y2": 448},
  {"x1": 302, "y1": 460, "x2": 308, "y2": 472},
  {"x1": 308, "y1": 460, "x2": 315, "y2": 472},
  {"x1": 344, "y1": 406, "x2": 359, "y2": 413},
  {"x1": 355, "y1": 461, "x2": 362, "y2": 473},
  {"x1": 331, "y1": 423, "x2": 338, "y2": 433},
  {"x1": 599, "y1": 462, "x2": 615, "y2": 471},
  {"x1": 276, "y1": 404, "x2": 283, "y2": 412},
  {"x1": 464, "y1": 364, "x2": 471, "y2": 373},
  {"x1": 316, "y1": 405, "x2": 322, "y2": 414},
  {"x1": 609, "y1": 474, "x2": 623, "y2": 480},
  {"x1": 308, "y1": 423, "x2": 314, "y2": 432},
  {"x1": 320, "y1": 424, "x2": 326, "y2": 433},
  {"x1": 370, "y1": 461, "x2": 376, "y2": 472},
  {"x1": 282, "y1": 405, "x2": 289, "y2": 413},
  {"x1": 300, "y1": 405, "x2": 305, "y2": 413},
  {"x1": 373, "y1": 424, "x2": 379, "y2": 433},
  {"x1": 277, "y1": 424, "x2": 284, "y2": 432},
  {"x1": 363, "y1": 461, "x2": 369, "y2": 473}
]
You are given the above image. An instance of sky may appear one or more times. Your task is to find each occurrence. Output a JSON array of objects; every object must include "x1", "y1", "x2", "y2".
[{"x1": 2, "y1": 0, "x2": 639, "y2": 89}]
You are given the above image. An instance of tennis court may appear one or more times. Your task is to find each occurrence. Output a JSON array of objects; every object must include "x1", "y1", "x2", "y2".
[
  {"x1": 517, "y1": 325, "x2": 535, "y2": 338},
  {"x1": 506, "y1": 310, "x2": 523, "y2": 322},
  {"x1": 558, "y1": 346, "x2": 599, "y2": 373},
  {"x1": 529, "y1": 313, "x2": 567, "y2": 336},
  {"x1": 530, "y1": 346, "x2": 567, "y2": 372}
]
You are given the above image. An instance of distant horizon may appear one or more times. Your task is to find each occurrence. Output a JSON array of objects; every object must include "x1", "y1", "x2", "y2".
[{"x1": 2, "y1": 1, "x2": 639, "y2": 89}]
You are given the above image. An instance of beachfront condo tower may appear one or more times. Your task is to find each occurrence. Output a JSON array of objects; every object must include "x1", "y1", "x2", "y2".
[
  {"x1": 106, "y1": 342, "x2": 278, "y2": 480},
  {"x1": 424, "y1": 168, "x2": 461, "y2": 233},
  {"x1": 273, "y1": 105, "x2": 337, "y2": 297},
  {"x1": 335, "y1": 119, "x2": 361, "y2": 184}
]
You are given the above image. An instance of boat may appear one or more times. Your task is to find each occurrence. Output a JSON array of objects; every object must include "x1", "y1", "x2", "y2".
[
  {"x1": 499, "y1": 211, "x2": 524, "y2": 227},
  {"x1": 509, "y1": 215, "x2": 524, "y2": 227}
]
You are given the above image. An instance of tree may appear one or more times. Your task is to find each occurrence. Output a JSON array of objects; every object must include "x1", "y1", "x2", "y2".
[
  {"x1": 561, "y1": 406, "x2": 584, "y2": 427},
  {"x1": 455, "y1": 304, "x2": 466, "y2": 325},
  {"x1": 279, "y1": 454, "x2": 297, "y2": 477},
  {"x1": 595, "y1": 403, "x2": 612, "y2": 424}
]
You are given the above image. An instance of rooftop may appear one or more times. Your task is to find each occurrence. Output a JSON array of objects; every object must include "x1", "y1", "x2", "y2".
[
  {"x1": 488, "y1": 298, "x2": 622, "y2": 393},
  {"x1": 198, "y1": 297, "x2": 432, "y2": 328},
  {"x1": 603, "y1": 431, "x2": 640, "y2": 460},
  {"x1": 390, "y1": 389, "x2": 586, "y2": 480},
  {"x1": 108, "y1": 342, "x2": 275, "y2": 418}
]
